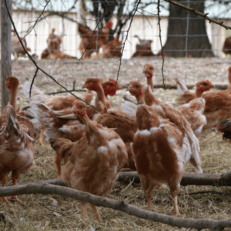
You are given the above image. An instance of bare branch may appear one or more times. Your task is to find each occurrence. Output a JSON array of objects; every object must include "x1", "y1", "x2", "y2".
[
  {"x1": 22, "y1": 0, "x2": 51, "y2": 40},
  {"x1": 0, "y1": 183, "x2": 231, "y2": 230},
  {"x1": 29, "y1": 68, "x2": 39, "y2": 98},
  {"x1": 121, "y1": 83, "x2": 229, "y2": 91},
  {"x1": 116, "y1": 0, "x2": 141, "y2": 83},
  {"x1": 67, "y1": 0, "x2": 78, "y2": 13},
  {"x1": 47, "y1": 89, "x2": 86, "y2": 95},
  {"x1": 165, "y1": 0, "x2": 231, "y2": 30},
  {"x1": 4, "y1": 0, "x2": 97, "y2": 110},
  {"x1": 78, "y1": 13, "x2": 106, "y2": 61}
]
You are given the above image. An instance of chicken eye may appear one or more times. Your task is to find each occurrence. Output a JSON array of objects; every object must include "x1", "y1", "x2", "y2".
[{"x1": 136, "y1": 86, "x2": 139, "y2": 88}]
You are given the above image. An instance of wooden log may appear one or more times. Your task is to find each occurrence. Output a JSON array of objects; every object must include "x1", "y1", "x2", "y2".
[
  {"x1": 0, "y1": 183, "x2": 230, "y2": 230},
  {"x1": 117, "y1": 170, "x2": 231, "y2": 186},
  {"x1": 13, "y1": 170, "x2": 231, "y2": 188},
  {"x1": 1, "y1": 0, "x2": 12, "y2": 112}
]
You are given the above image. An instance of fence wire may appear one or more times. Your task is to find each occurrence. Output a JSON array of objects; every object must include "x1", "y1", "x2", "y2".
[{"x1": 7, "y1": 0, "x2": 231, "y2": 90}]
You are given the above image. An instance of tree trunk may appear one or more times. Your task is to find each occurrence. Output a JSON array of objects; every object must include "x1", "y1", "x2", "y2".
[
  {"x1": 163, "y1": 0, "x2": 214, "y2": 57},
  {"x1": 1, "y1": 0, "x2": 12, "y2": 112}
]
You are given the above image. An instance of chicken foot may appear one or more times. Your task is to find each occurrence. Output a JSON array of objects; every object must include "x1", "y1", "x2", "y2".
[{"x1": 1, "y1": 175, "x2": 10, "y2": 204}]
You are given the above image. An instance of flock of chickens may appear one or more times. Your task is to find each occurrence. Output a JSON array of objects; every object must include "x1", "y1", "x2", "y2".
[
  {"x1": 11, "y1": 20, "x2": 122, "y2": 60},
  {"x1": 1, "y1": 65, "x2": 231, "y2": 221}
]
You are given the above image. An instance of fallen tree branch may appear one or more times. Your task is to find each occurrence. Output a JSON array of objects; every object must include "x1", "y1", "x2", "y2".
[
  {"x1": 17, "y1": 178, "x2": 65, "y2": 186},
  {"x1": 187, "y1": 191, "x2": 223, "y2": 196},
  {"x1": 0, "y1": 183, "x2": 230, "y2": 230},
  {"x1": 118, "y1": 170, "x2": 231, "y2": 186},
  {"x1": 15, "y1": 169, "x2": 231, "y2": 188}
]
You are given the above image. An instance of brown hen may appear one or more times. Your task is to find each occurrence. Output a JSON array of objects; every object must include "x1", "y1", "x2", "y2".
[
  {"x1": 78, "y1": 20, "x2": 113, "y2": 59},
  {"x1": 129, "y1": 82, "x2": 192, "y2": 215},
  {"x1": 0, "y1": 76, "x2": 35, "y2": 203},
  {"x1": 50, "y1": 101, "x2": 127, "y2": 221},
  {"x1": 175, "y1": 66, "x2": 231, "y2": 105},
  {"x1": 23, "y1": 81, "x2": 94, "y2": 145},
  {"x1": 128, "y1": 81, "x2": 202, "y2": 174}
]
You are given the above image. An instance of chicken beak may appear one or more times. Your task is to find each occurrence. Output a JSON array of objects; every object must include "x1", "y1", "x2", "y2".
[
  {"x1": 210, "y1": 84, "x2": 215, "y2": 89},
  {"x1": 127, "y1": 85, "x2": 132, "y2": 92},
  {"x1": 116, "y1": 84, "x2": 122, "y2": 90},
  {"x1": 82, "y1": 83, "x2": 87, "y2": 89}
]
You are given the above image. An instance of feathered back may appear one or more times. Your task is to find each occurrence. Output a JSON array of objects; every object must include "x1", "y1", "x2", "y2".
[{"x1": 136, "y1": 105, "x2": 160, "y2": 130}]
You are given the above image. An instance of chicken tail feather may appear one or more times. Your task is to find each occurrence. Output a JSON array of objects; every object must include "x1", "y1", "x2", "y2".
[
  {"x1": 6, "y1": 105, "x2": 19, "y2": 137},
  {"x1": 174, "y1": 78, "x2": 188, "y2": 95},
  {"x1": 49, "y1": 138, "x2": 73, "y2": 160}
]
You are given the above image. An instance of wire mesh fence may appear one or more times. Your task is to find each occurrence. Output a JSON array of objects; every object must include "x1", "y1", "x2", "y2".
[{"x1": 6, "y1": 0, "x2": 231, "y2": 90}]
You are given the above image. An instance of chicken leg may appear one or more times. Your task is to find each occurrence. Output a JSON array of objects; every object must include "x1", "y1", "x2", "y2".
[
  {"x1": 147, "y1": 197, "x2": 152, "y2": 211},
  {"x1": 55, "y1": 152, "x2": 61, "y2": 178},
  {"x1": 80, "y1": 201, "x2": 88, "y2": 219},
  {"x1": 171, "y1": 195, "x2": 180, "y2": 216},
  {"x1": 90, "y1": 204, "x2": 101, "y2": 222},
  {"x1": 9, "y1": 171, "x2": 24, "y2": 203},
  {"x1": 169, "y1": 180, "x2": 181, "y2": 216},
  {"x1": 37, "y1": 129, "x2": 45, "y2": 146},
  {"x1": 1, "y1": 175, "x2": 9, "y2": 203}
]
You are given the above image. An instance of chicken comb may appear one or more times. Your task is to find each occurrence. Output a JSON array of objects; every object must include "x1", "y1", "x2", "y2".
[
  {"x1": 106, "y1": 20, "x2": 113, "y2": 29},
  {"x1": 109, "y1": 78, "x2": 119, "y2": 86}
]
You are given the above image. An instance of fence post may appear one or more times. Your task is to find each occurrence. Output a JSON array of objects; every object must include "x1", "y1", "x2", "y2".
[{"x1": 1, "y1": 0, "x2": 12, "y2": 112}]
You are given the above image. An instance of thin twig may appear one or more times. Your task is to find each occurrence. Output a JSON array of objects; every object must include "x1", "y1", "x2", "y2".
[
  {"x1": 78, "y1": 13, "x2": 106, "y2": 61},
  {"x1": 47, "y1": 89, "x2": 86, "y2": 95},
  {"x1": 116, "y1": 0, "x2": 141, "y2": 83},
  {"x1": 22, "y1": 0, "x2": 51, "y2": 40},
  {"x1": 39, "y1": 202, "x2": 76, "y2": 220},
  {"x1": 29, "y1": 68, "x2": 39, "y2": 98},
  {"x1": 157, "y1": 0, "x2": 165, "y2": 88},
  {"x1": 164, "y1": 0, "x2": 231, "y2": 30},
  {"x1": 4, "y1": 0, "x2": 97, "y2": 110}
]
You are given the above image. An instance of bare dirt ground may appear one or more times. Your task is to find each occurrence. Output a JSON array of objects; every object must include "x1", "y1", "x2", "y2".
[{"x1": 0, "y1": 57, "x2": 231, "y2": 230}]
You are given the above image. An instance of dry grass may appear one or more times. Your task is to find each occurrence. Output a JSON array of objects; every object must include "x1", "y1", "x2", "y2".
[{"x1": 1, "y1": 57, "x2": 231, "y2": 230}]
